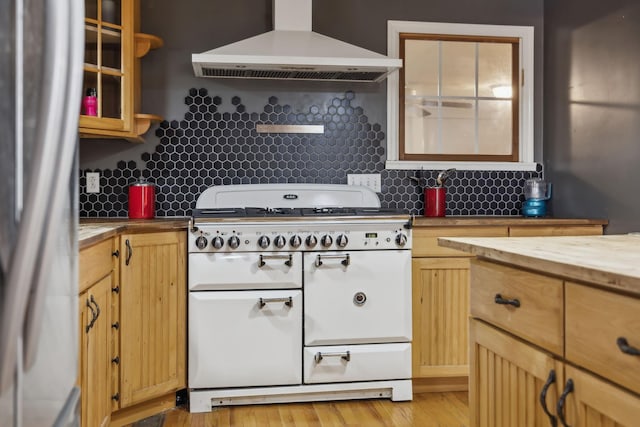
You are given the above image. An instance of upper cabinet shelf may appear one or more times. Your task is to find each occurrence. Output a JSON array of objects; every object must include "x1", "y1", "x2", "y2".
[{"x1": 79, "y1": 0, "x2": 163, "y2": 143}]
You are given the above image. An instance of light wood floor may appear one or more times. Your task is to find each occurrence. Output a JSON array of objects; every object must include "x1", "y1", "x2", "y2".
[{"x1": 134, "y1": 392, "x2": 469, "y2": 427}]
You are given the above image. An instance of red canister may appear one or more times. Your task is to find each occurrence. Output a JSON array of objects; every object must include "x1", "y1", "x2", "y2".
[
  {"x1": 128, "y1": 180, "x2": 155, "y2": 219},
  {"x1": 424, "y1": 187, "x2": 446, "y2": 217}
]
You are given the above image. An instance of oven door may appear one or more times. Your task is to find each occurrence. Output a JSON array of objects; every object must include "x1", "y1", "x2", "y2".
[
  {"x1": 303, "y1": 250, "x2": 411, "y2": 345},
  {"x1": 188, "y1": 290, "x2": 302, "y2": 388},
  {"x1": 189, "y1": 252, "x2": 302, "y2": 291}
]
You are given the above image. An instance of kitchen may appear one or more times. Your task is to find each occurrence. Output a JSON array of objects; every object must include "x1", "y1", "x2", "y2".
[{"x1": 2, "y1": 0, "x2": 640, "y2": 426}]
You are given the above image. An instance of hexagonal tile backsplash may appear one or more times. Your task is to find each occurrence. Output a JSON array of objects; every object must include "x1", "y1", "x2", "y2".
[{"x1": 79, "y1": 89, "x2": 541, "y2": 217}]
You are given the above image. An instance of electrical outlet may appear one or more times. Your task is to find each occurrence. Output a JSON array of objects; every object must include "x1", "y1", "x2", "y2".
[
  {"x1": 86, "y1": 172, "x2": 100, "y2": 193},
  {"x1": 347, "y1": 173, "x2": 382, "y2": 193}
]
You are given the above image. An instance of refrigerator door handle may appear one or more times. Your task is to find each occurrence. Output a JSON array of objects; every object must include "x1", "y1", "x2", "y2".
[{"x1": 0, "y1": 0, "x2": 76, "y2": 392}]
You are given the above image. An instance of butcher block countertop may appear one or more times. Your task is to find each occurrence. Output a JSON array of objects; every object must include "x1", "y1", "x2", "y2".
[
  {"x1": 439, "y1": 234, "x2": 640, "y2": 296},
  {"x1": 79, "y1": 217, "x2": 189, "y2": 249},
  {"x1": 412, "y1": 216, "x2": 607, "y2": 227}
]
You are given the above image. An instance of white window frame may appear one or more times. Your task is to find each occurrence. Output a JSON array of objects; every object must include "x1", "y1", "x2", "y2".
[{"x1": 386, "y1": 21, "x2": 535, "y2": 171}]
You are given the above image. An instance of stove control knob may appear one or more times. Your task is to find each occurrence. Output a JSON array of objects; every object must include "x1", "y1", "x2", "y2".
[
  {"x1": 228, "y1": 235, "x2": 240, "y2": 249},
  {"x1": 195, "y1": 235, "x2": 208, "y2": 250},
  {"x1": 395, "y1": 233, "x2": 408, "y2": 247},
  {"x1": 290, "y1": 235, "x2": 302, "y2": 248},
  {"x1": 257, "y1": 235, "x2": 270, "y2": 249},
  {"x1": 336, "y1": 234, "x2": 349, "y2": 248},
  {"x1": 305, "y1": 235, "x2": 318, "y2": 248},
  {"x1": 212, "y1": 236, "x2": 224, "y2": 249},
  {"x1": 274, "y1": 235, "x2": 286, "y2": 249},
  {"x1": 321, "y1": 235, "x2": 333, "y2": 248}
]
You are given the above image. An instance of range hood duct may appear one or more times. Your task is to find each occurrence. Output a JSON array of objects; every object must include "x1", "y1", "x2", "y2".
[{"x1": 192, "y1": 0, "x2": 402, "y2": 83}]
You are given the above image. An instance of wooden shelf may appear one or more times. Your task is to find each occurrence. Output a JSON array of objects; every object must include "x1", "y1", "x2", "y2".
[
  {"x1": 135, "y1": 33, "x2": 163, "y2": 58},
  {"x1": 134, "y1": 113, "x2": 163, "y2": 136}
]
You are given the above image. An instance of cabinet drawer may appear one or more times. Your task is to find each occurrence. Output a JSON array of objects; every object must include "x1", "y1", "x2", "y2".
[
  {"x1": 413, "y1": 226, "x2": 508, "y2": 257},
  {"x1": 470, "y1": 259, "x2": 564, "y2": 355},
  {"x1": 304, "y1": 343, "x2": 411, "y2": 384},
  {"x1": 566, "y1": 283, "x2": 640, "y2": 395},
  {"x1": 79, "y1": 238, "x2": 115, "y2": 293}
]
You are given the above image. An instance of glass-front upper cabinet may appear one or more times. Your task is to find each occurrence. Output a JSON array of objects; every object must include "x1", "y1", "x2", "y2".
[{"x1": 81, "y1": 0, "x2": 132, "y2": 133}]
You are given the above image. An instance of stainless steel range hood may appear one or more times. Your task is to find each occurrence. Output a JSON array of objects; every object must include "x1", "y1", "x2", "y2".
[{"x1": 192, "y1": 0, "x2": 401, "y2": 83}]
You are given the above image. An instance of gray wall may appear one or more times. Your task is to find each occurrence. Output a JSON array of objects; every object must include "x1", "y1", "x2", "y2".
[
  {"x1": 544, "y1": 0, "x2": 640, "y2": 233},
  {"x1": 80, "y1": 0, "x2": 544, "y2": 169}
]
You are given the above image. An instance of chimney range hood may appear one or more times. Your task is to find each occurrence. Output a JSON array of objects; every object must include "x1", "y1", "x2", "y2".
[{"x1": 192, "y1": 0, "x2": 402, "y2": 83}]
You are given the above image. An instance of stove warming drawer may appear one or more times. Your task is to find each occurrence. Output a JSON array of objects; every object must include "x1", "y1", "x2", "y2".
[
  {"x1": 303, "y1": 343, "x2": 411, "y2": 384},
  {"x1": 188, "y1": 290, "x2": 303, "y2": 388}
]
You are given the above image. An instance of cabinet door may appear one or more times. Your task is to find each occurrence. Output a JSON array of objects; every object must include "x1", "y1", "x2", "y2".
[
  {"x1": 119, "y1": 232, "x2": 186, "y2": 408},
  {"x1": 563, "y1": 365, "x2": 640, "y2": 427},
  {"x1": 412, "y1": 257, "x2": 470, "y2": 380},
  {"x1": 470, "y1": 319, "x2": 562, "y2": 427},
  {"x1": 81, "y1": 274, "x2": 113, "y2": 427},
  {"x1": 80, "y1": 0, "x2": 133, "y2": 132}
]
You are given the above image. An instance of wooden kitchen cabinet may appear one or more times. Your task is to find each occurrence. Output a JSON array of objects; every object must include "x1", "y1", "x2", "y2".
[
  {"x1": 411, "y1": 221, "x2": 604, "y2": 394},
  {"x1": 116, "y1": 231, "x2": 186, "y2": 409},
  {"x1": 78, "y1": 237, "x2": 119, "y2": 427},
  {"x1": 80, "y1": 0, "x2": 163, "y2": 142},
  {"x1": 467, "y1": 254, "x2": 639, "y2": 427},
  {"x1": 469, "y1": 319, "x2": 562, "y2": 427}
]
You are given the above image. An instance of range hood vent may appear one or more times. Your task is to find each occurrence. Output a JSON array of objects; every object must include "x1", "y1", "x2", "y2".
[{"x1": 192, "y1": 0, "x2": 401, "y2": 83}]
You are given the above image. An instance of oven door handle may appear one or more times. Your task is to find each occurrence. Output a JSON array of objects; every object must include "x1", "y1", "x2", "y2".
[
  {"x1": 258, "y1": 296, "x2": 293, "y2": 308},
  {"x1": 258, "y1": 254, "x2": 293, "y2": 268},
  {"x1": 314, "y1": 351, "x2": 351, "y2": 364},
  {"x1": 315, "y1": 254, "x2": 350, "y2": 267}
]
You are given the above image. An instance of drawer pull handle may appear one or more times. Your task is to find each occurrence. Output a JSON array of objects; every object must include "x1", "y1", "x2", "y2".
[
  {"x1": 314, "y1": 351, "x2": 351, "y2": 364},
  {"x1": 85, "y1": 299, "x2": 96, "y2": 333},
  {"x1": 258, "y1": 297, "x2": 293, "y2": 308},
  {"x1": 616, "y1": 337, "x2": 640, "y2": 356},
  {"x1": 125, "y1": 239, "x2": 133, "y2": 265},
  {"x1": 315, "y1": 253, "x2": 350, "y2": 267},
  {"x1": 540, "y1": 369, "x2": 557, "y2": 427},
  {"x1": 556, "y1": 379, "x2": 573, "y2": 427},
  {"x1": 494, "y1": 293, "x2": 520, "y2": 308},
  {"x1": 258, "y1": 254, "x2": 293, "y2": 268}
]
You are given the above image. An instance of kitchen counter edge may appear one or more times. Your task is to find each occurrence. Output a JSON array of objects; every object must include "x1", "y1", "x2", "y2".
[
  {"x1": 79, "y1": 217, "x2": 190, "y2": 250},
  {"x1": 412, "y1": 216, "x2": 607, "y2": 227},
  {"x1": 438, "y1": 234, "x2": 640, "y2": 296}
]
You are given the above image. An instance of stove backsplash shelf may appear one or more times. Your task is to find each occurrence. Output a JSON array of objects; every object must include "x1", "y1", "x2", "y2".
[{"x1": 79, "y1": 89, "x2": 542, "y2": 217}]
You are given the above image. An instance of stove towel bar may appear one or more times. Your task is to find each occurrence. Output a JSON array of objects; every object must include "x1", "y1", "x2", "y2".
[
  {"x1": 258, "y1": 254, "x2": 293, "y2": 268},
  {"x1": 315, "y1": 253, "x2": 350, "y2": 267}
]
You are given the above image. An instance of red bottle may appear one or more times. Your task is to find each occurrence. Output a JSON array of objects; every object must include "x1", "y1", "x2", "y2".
[{"x1": 128, "y1": 180, "x2": 155, "y2": 219}]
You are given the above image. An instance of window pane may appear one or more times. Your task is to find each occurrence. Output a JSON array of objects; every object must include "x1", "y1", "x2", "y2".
[
  {"x1": 102, "y1": 74, "x2": 122, "y2": 119},
  {"x1": 441, "y1": 41, "x2": 475, "y2": 97},
  {"x1": 405, "y1": 40, "x2": 439, "y2": 97},
  {"x1": 404, "y1": 99, "x2": 438, "y2": 154},
  {"x1": 478, "y1": 43, "x2": 513, "y2": 98},
  {"x1": 441, "y1": 101, "x2": 476, "y2": 153},
  {"x1": 478, "y1": 100, "x2": 512, "y2": 155}
]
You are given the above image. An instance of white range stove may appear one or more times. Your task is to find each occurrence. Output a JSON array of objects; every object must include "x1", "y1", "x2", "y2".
[{"x1": 187, "y1": 184, "x2": 413, "y2": 412}]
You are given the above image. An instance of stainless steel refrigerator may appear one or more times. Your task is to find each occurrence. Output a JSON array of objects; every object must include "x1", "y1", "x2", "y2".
[{"x1": 0, "y1": 0, "x2": 84, "y2": 425}]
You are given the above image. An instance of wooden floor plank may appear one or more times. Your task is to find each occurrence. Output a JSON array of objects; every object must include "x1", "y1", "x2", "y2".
[{"x1": 153, "y1": 392, "x2": 469, "y2": 427}]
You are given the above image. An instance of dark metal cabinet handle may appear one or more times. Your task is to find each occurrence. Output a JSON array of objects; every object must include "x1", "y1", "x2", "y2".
[
  {"x1": 112, "y1": 393, "x2": 120, "y2": 402},
  {"x1": 540, "y1": 369, "x2": 557, "y2": 427},
  {"x1": 125, "y1": 239, "x2": 133, "y2": 265},
  {"x1": 557, "y1": 379, "x2": 574, "y2": 427},
  {"x1": 112, "y1": 356, "x2": 120, "y2": 365},
  {"x1": 112, "y1": 322, "x2": 119, "y2": 330},
  {"x1": 495, "y1": 293, "x2": 521, "y2": 308},
  {"x1": 112, "y1": 249, "x2": 119, "y2": 258},
  {"x1": 85, "y1": 299, "x2": 96, "y2": 333},
  {"x1": 111, "y1": 285, "x2": 120, "y2": 294},
  {"x1": 617, "y1": 337, "x2": 640, "y2": 356},
  {"x1": 89, "y1": 295, "x2": 100, "y2": 322}
]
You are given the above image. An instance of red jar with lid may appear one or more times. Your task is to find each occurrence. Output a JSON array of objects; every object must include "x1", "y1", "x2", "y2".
[{"x1": 128, "y1": 180, "x2": 155, "y2": 219}]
